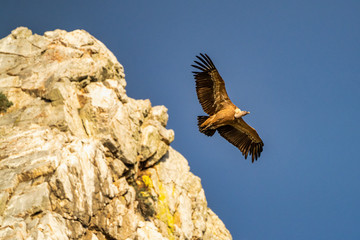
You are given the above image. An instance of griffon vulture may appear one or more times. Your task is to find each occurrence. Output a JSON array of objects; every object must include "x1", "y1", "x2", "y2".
[{"x1": 192, "y1": 53, "x2": 264, "y2": 162}]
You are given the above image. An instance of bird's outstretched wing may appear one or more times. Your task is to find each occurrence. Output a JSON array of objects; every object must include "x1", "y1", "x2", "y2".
[
  {"x1": 192, "y1": 53, "x2": 232, "y2": 115},
  {"x1": 217, "y1": 118, "x2": 264, "y2": 162}
]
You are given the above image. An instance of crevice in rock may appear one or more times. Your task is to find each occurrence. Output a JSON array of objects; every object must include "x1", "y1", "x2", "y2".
[
  {"x1": 30, "y1": 210, "x2": 43, "y2": 217},
  {"x1": 26, "y1": 40, "x2": 42, "y2": 49},
  {"x1": 0, "y1": 51, "x2": 29, "y2": 58},
  {"x1": 88, "y1": 225, "x2": 117, "y2": 240},
  {"x1": 40, "y1": 97, "x2": 52, "y2": 103}
]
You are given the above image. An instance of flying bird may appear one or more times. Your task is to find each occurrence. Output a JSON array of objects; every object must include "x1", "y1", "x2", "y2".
[{"x1": 192, "y1": 53, "x2": 264, "y2": 162}]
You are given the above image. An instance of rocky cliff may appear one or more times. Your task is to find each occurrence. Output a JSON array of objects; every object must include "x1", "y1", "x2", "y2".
[{"x1": 0, "y1": 27, "x2": 232, "y2": 240}]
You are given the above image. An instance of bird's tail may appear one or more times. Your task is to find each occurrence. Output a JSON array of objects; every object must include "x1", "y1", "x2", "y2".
[{"x1": 197, "y1": 116, "x2": 216, "y2": 136}]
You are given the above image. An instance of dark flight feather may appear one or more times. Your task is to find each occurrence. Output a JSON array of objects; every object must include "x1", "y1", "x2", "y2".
[
  {"x1": 217, "y1": 125, "x2": 263, "y2": 162},
  {"x1": 192, "y1": 53, "x2": 230, "y2": 115}
]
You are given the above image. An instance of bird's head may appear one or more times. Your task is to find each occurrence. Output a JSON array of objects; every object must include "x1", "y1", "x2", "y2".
[{"x1": 235, "y1": 108, "x2": 250, "y2": 118}]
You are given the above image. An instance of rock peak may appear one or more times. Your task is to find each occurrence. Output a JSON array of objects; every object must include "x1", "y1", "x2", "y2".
[{"x1": 0, "y1": 27, "x2": 232, "y2": 240}]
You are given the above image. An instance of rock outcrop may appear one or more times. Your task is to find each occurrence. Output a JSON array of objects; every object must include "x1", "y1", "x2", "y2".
[{"x1": 0, "y1": 27, "x2": 232, "y2": 240}]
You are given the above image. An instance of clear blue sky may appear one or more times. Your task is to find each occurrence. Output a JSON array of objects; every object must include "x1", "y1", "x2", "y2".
[{"x1": 2, "y1": 1, "x2": 360, "y2": 239}]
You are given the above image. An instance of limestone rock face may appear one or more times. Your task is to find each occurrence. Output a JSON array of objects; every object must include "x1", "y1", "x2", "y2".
[{"x1": 0, "y1": 27, "x2": 232, "y2": 240}]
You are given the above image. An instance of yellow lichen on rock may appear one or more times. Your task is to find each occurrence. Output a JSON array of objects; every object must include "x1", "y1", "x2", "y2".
[
  {"x1": 156, "y1": 181, "x2": 175, "y2": 240},
  {"x1": 142, "y1": 175, "x2": 154, "y2": 189},
  {"x1": 137, "y1": 173, "x2": 175, "y2": 239}
]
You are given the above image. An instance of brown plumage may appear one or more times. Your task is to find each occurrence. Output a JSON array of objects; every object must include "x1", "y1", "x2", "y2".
[{"x1": 192, "y1": 53, "x2": 264, "y2": 162}]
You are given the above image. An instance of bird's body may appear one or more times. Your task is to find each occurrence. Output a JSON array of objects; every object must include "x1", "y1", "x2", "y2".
[
  {"x1": 200, "y1": 105, "x2": 236, "y2": 129},
  {"x1": 192, "y1": 53, "x2": 264, "y2": 162}
]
